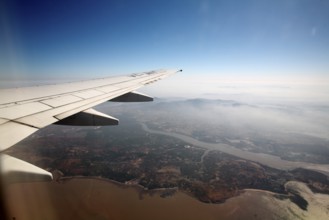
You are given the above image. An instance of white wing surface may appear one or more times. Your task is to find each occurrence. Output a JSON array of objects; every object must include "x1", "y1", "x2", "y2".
[{"x1": 0, "y1": 69, "x2": 181, "y2": 183}]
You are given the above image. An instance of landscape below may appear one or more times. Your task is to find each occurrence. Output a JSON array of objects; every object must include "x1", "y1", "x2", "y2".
[{"x1": 6, "y1": 99, "x2": 329, "y2": 212}]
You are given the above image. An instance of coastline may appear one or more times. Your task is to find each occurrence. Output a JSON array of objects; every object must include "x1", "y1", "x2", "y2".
[
  {"x1": 58, "y1": 175, "x2": 180, "y2": 200},
  {"x1": 5, "y1": 176, "x2": 329, "y2": 220}
]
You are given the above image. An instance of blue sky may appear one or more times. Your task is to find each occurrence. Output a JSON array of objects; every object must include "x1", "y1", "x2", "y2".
[{"x1": 1, "y1": 0, "x2": 329, "y2": 82}]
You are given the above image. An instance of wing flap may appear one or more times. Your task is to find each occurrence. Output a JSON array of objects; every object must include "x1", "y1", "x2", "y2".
[
  {"x1": 41, "y1": 95, "x2": 83, "y2": 107},
  {"x1": 95, "y1": 85, "x2": 121, "y2": 93},
  {"x1": 0, "y1": 118, "x2": 9, "y2": 125},
  {"x1": 0, "y1": 102, "x2": 51, "y2": 120},
  {"x1": 73, "y1": 89, "x2": 105, "y2": 99},
  {"x1": 0, "y1": 154, "x2": 53, "y2": 184},
  {"x1": 0, "y1": 122, "x2": 38, "y2": 152}
]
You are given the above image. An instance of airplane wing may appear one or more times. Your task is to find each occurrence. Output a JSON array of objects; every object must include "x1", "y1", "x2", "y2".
[{"x1": 0, "y1": 69, "x2": 181, "y2": 184}]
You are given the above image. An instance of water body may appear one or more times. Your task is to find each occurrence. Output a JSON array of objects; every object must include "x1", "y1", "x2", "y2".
[
  {"x1": 4, "y1": 178, "x2": 265, "y2": 220},
  {"x1": 6, "y1": 178, "x2": 326, "y2": 220},
  {"x1": 140, "y1": 123, "x2": 329, "y2": 175}
]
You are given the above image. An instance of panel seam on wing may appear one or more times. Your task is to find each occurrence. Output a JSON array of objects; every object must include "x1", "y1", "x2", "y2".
[{"x1": 10, "y1": 119, "x2": 42, "y2": 129}]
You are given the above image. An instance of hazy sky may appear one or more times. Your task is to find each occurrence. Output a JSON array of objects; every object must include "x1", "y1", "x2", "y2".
[{"x1": 1, "y1": 0, "x2": 329, "y2": 98}]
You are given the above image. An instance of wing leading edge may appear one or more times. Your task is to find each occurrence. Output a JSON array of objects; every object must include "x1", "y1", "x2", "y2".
[{"x1": 0, "y1": 69, "x2": 181, "y2": 184}]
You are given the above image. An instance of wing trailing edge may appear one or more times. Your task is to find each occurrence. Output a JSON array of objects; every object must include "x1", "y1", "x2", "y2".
[
  {"x1": 0, "y1": 154, "x2": 53, "y2": 184},
  {"x1": 0, "y1": 122, "x2": 38, "y2": 152}
]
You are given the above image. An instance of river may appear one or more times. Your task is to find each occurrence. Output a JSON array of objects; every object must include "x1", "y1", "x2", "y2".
[{"x1": 140, "y1": 123, "x2": 329, "y2": 175}]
